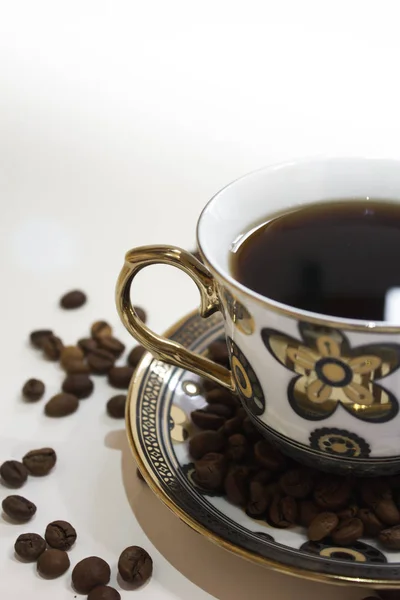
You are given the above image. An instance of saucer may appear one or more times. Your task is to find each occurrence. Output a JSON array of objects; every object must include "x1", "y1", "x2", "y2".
[{"x1": 126, "y1": 310, "x2": 400, "y2": 588}]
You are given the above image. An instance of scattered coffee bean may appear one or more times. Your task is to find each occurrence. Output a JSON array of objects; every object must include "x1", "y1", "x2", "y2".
[
  {"x1": 224, "y1": 466, "x2": 250, "y2": 505},
  {"x1": 308, "y1": 512, "x2": 339, "y2": 541},
  {"x1": 91, "y1": 321, "x2": 113, "y2": 340},
  {"x1": 133, "y1": 306, "x2": 147, "y2": 323},
  {"x1": 191, "y1": 409, "x2": 225, "y2": 430},
  {"x1": 254, "y1": 440, "x2": 286, "y2": 471},
  {"x1": 60, "y1": 345, "x2": 85, "y2": 368},
  {"x1": 299, "y1": 500, "x2": 321, "y2": 527},
  {"x1": 88, "y1": 586, "x2": 121, "y2": 600},
  {"x1": 118, "y1": 546, "x2": 153, "y2": 588},
  {"x1": 30, "y1": 329, "x2": 53, "y2": 349},
  {"x1": 379, "y1": 524, "x2": 400, "y2": 550},
  {"x1": 208, "y1": 340, "x2": 230, "y2": 366},
  {"x1": 280, "y1": 468, "x2": 314, "y2": 499},
  {"x1": 358, "y1": 508, "x2": 384, "y2": 536},
  {"x1": 205, "y1": 403, "x2": 233, "y2": 418},
  {"x1": 98, "y1": 336, "x2": 125, "y2": 358},
  {"x1": 78, "y1": 337, "x2": 99, "y2": 354},
  {"x1": 22, "y1": 378, "x2": 45, "y2": 402},
  {"x1": 194, "y1": 453, "x2": 227, "y2": 491},
  {"x1": 22, "y1": 448, "x2": 56, "y2": 476},
  {"x1": 0, "y1": 460, "x2": 28, "y2": 487},
  {"x1": 14, "y1": 532, "x2": 46, "y2": 561},
  {"x1": 2, "y1": 495, "x2": 36, "y2": 521},
  {"x1": 189, "y1": 430, "x2": 225, "y2": 459},
  {"x1": 106, "y1": 395, "x2": 126, "y2": 419},
  {"x1": 37, "y1": 548, "x2": 70, "y2": 578},
  {"x1": 127, "y1": 345, "x2": 146, "y2": 368},
  {"x1": 87, "y1": 348, "x2": 115, "y2": 374},
  {"x1": 45, "y1": 520, "x2": 77, "y2": 550},
  {"x1": 206, "y1": 387, "x2": 238, "y2": 408},
  {"x1": 60, "y1": 289, "x2": 87, "y2": 309},
  {"x1": 42, "y1": 334, "x2": 63, "y2": 360},
  {"x1": 45, "y1": 393, "x2": 79, "y2": 417},
  {"x1": 246, "y1": 480, "x2": 269, "y2": 518},
  {"x1": 107, "y1": 366, "x2": 134, "y2": 389},
  {"x1": 269, "y1": 494, "x2": 297, "y2": 528},
  {"x1": 313, "y1": 476, "x2": 351, "y2": 511},
  {"x1": 331, "y1": 517, "x2": 364, "y2": 546},
  {"x1": 62, "y1": 374, "x2": 94, "y2": 399},
  {"x1": 72, "y1": 556, "x2": 111, "y2": 593},
  {"x1": 226, "y1": 434, "x2": 247, "y2": 462}
]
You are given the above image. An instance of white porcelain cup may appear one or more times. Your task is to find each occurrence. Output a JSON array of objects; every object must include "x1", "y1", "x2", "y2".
[{"x1": 116, "y1": 157, "x2": 400, "y2": 476}]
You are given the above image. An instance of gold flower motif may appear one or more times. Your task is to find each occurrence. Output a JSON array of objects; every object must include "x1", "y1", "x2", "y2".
[{"x1": 261, "y1": 323, "x2": 400, "y2": 422}]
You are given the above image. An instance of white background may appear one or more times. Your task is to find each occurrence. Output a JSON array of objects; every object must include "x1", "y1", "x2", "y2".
[{"x1": 0, "y1": 1, "x2": 397, "y2": 598}]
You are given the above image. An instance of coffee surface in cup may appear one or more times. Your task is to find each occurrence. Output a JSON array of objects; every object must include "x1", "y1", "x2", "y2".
[{"x1": 231, "y1": 200, "x2": 400, "y2": 320}]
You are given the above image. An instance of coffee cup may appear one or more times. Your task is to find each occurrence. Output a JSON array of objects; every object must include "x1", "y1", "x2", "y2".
[{"x1": 116, "y1": 157, "x2": 400, "y2": 476}]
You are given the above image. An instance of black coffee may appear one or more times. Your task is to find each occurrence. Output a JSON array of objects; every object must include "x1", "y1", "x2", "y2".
[{"x1": 231, "y1": 200, "x2": 400, "y2": 321}]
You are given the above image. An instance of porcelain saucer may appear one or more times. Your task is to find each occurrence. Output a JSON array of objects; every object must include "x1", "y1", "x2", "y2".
[{"x1": 126, "y1": 310, "x2": 400, "y2": 589}]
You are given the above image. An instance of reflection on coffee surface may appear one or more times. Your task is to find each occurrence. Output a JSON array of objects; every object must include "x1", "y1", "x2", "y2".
[{"x1": 231, "y1": 201, "x2": 400, "y2": 321}]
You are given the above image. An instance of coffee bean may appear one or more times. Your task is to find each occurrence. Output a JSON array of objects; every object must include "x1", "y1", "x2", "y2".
[
  {"x1": 379, "y1": 524, "x2": 400, "y2": 550},
  {"x1": 191, "y1": 409, "x2": 225, "y2": 430},
  {"x1": 30, "y1": 329, "x2": 53, "y2": 349},
  {"x1": 22, "y1": 378, "x2": 45, "y2": 402},
  {"x1": 62, "y1": 374, "x2": 94, "y2": 399},
  {"x1": 226, "y1": 434, "x2": 247, "y2": 462},
  {"x1": 299, "y1": 500, "x2": 321, "y2": 527},
  {"x1": 313, "y1": 477, "x2": 351, "y2": 511},
  {"x1": 87, "y1": 348, "x2": 115, "y2": 374},
  {"x1": 358, "y1": 508, "x2": 384, "y2": 536},
  {"x1": 0, "y1": 460, "x2": 28, "y2": 487},
  {"x1": 72, "y1": 556, "x2": 111, "y2": 593},
  {"x1": 91, "y1": 321, "x2": 113, "y2": 340},
  {"x1": 224, "y1": 466, "x2": 250, "y2": 505},
  {"x1": 254, "y1": 440, "x2": 287, "y2": 471},
  {"x1": 106, "y1": 395, "x2": 126, "y2": 418},
  {"x1": 361, "y1": 479, "x2": 392, "y2": 507},
  {"x1": 98, "y1": 336, "x2": 125, "y2": 358},
  {"x1": 189, "y1": 430, "x2": 225, "y2": 459},
  {"x1": 60, "y1": 345, "x2": 85, "y2": 369},
  {"x1": 65, "y1": 360, "x2": 90, "y2": 374},
  {"x1": 22, "y1": 447, "x2": 56, "y2": 476},
  {"x1": 208, "y1": 340, "x2": 230, "y2": 366},
  {"x1": 246, "y1": 480, "x2": 269, "y2": 518},
  {"x1": 374, "y1": 498, "x2": 400, "y2": 526},
  {"x1": 133, "y1": 306, "x2": 147, "y2": 323},
  {"x1": 336, "y1": 503, "x2": 358, "y2": 520},
  {"x1": 88, "y1": 586, "x2": 121, "y2": 600},
  {"x1": 205, "y1": 403, "x2": 233, "y2": 418},
  {"x1": 78, "y1": 338, "x2": 99, "y2": 354},
  {"x1": 222, "y1": 416, "x2": 243, "y2": 436},
  {"x1": 60, "y1": 290, "x2": 87, "y2": 309},
  {"x1": 252, "y1": 470, "x2": 273, "y2": 485},
  {"x1": 280, "y1": 468, "x2": 314, "y2": 499},
  {"x1": 42, "y1": 335, "x2": 63, "y2": 360},
  {"x1": 45, "y1": 393, "x2": 79, "y2": 417},
  {"x1": 45, "y1": 520, "x2": 77, "y2": 550},
  {"x1": 202, "y1": 378, "x2": 220, "y2": 392},
  {"x1": 331, "y1": 517, "x2": 364, "y2": 545},
  {"x1": 308, "y1": 512, "x2": 339, "y2": 541},
  {"x1": 243, "y1": 417, "x2": 262, "y2": 442},
  {"x1": 14, "y1": 533, "x2": 46, "y2": 561},
  {"x1": 269, "y1": 494, "x2": 297, "y2": 528},
  {"x1": 127, "y1": 345, "x2": 146, "y2": 368},
  {"x1": 206, "y1": 387, "x2": 238, "y2": 408},
  {"x1": 2, "y1": 495, "x2": 36, "y2": 521},
  {"x1": 107, "y1": 366, "x2": 134, "y2": 389},
  {"x1": 118, "y1": 546, "x2": 153, "y2": 587},
  {"x1": 37, "y1": 549, "x2": 70, "y2": 578},
  {"x1": 194, "y1": 453, "x2": 227, "y2": 491}
]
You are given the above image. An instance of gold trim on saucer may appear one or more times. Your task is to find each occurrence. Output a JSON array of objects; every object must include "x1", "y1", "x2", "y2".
[{"x1": 125, "y1": 309, "x2": 398, "y2": 589}]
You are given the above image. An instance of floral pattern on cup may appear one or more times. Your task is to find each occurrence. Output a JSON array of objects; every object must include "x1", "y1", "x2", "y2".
[
  {"x1": 309, "y1": 427, "x2": 371, "y2": 459},
  {"x1": 222, "y1": 289, "x2": 254, "y2": 335},
  {"x1": 227, "y1": 337, "x2": 265, "y2": 416},
  {"x1": 261, "y1": 323, "x2": 400, "y2": 423}
]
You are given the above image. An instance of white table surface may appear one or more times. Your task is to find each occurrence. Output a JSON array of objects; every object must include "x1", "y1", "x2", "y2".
[{"x1": 0, "y1": 2, "x2": 397, "y2": 598}]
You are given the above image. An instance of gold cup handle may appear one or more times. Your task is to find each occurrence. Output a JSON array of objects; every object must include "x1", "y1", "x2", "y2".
[{"x1": 116, "y1": 245, "x2": 235, "y2": 391}]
